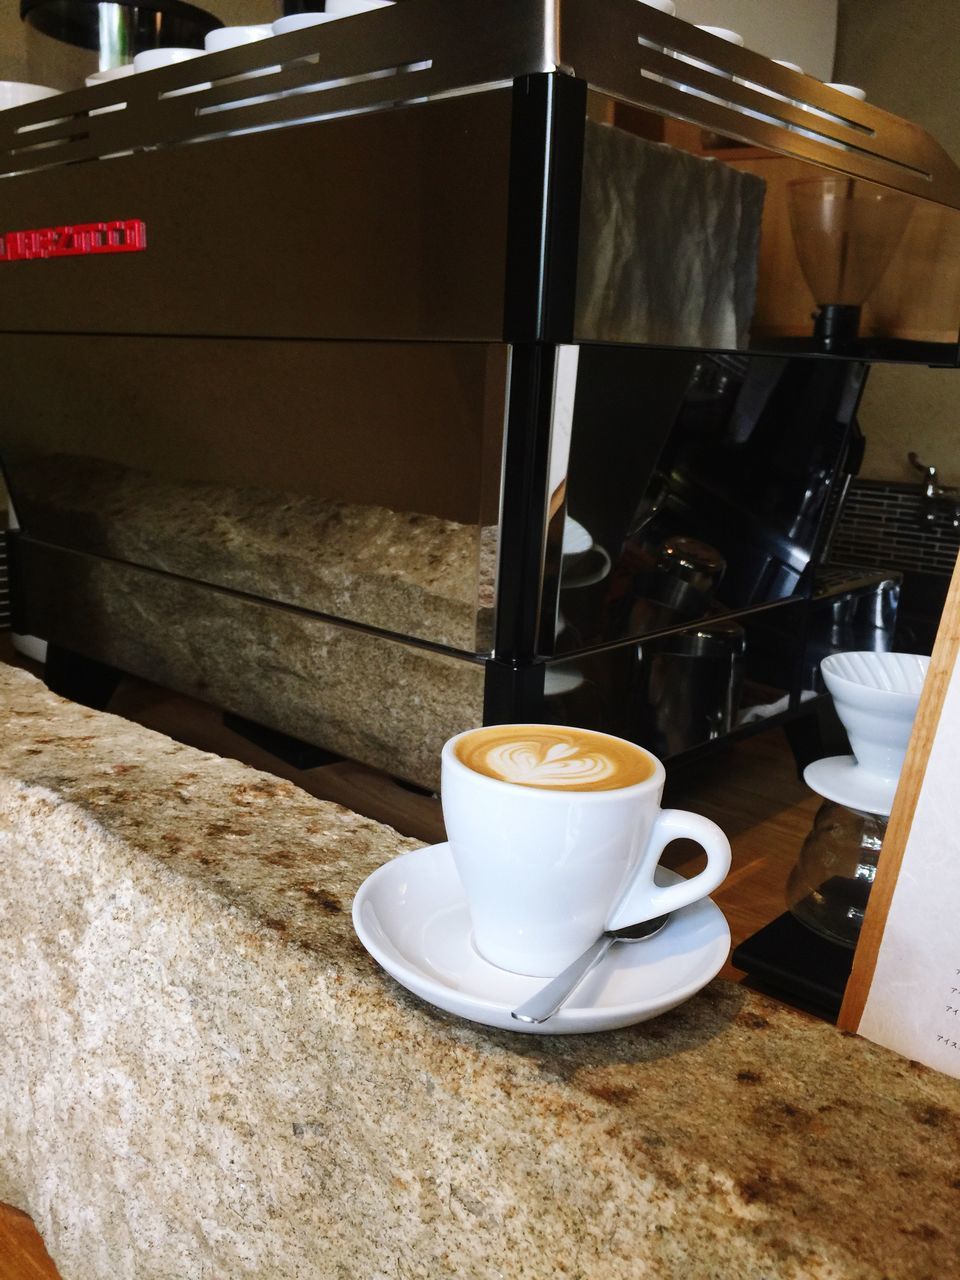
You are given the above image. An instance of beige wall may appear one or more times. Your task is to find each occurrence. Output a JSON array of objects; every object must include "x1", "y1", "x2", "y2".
[
  {"x1": 0, "y1": 2, "x2": 29, "y2": 82},
  {"x1": 835, "y1": 0, "x2": 960, "y2": 484},
  {"x1": 675, "y1": 0, "x2": 837, "y2": 81}
]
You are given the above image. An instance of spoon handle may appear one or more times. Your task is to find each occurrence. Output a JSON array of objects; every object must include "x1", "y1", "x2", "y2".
[{"x1": 511, "y1": 935, "x2": 616, "y2": 1025}]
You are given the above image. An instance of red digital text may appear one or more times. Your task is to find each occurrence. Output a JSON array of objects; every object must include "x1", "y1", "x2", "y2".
[{"x1": 0, "y1": 219, "x2": 146, "y2": 262}]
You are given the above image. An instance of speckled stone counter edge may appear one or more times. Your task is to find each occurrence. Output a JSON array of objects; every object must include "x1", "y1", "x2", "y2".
[{"x1": 1, "y1": 665, "x2": 958, "y2": 1280}]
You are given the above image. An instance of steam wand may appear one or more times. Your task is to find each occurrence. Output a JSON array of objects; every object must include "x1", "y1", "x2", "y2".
[{"x1": 908, "y1": 452, "x2": 960, "y2": 528}]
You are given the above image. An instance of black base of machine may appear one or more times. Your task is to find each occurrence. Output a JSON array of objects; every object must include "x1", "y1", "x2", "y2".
[
  {"x1": 732, "y1": 911, "x2": 854, "y2": 1019},
  {"x1": 44, "y1": 644, "x2": 123, "y2": 711},
  {"x1": 222, "y1": 712, "x2": 344, "y2": 771}
]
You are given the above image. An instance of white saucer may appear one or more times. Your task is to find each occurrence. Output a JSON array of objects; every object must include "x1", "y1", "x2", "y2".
[
  {"x1": 803, "y1": 755, "x2": 894, "y2": 816},
  {"x1": 352, "y1": 843, "x2": 730, "y2": 1035}
]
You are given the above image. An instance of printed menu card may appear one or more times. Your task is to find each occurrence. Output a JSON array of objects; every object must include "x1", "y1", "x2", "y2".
[{"x1": 839, "y1": 553, "x2": 960, "y2": 1077}]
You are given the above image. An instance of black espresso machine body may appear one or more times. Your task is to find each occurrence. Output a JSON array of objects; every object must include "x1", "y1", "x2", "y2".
[{"x1": 1, "y1": 0, "x2": 959, "y2": 789}]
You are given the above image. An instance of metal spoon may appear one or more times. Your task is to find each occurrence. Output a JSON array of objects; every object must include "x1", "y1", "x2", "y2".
[{"x1": 511, "y1": 915, "x2": 670, "y2": 1026}]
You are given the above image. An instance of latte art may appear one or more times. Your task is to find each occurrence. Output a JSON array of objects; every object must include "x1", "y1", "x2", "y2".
[
  {"x1": 455, "y1": 725, "x2": 653, "y2": 792},
  {"x1": 484, "y1": 740, "x2": 617, "y2": 787}
]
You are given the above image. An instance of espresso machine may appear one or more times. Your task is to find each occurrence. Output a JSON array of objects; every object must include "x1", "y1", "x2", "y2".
[{"x1": 1, "y1": 0, "x2": 959, "y2": 792}]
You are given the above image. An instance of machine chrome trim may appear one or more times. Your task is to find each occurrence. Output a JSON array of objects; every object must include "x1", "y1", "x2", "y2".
[{"x1": 0, "y1": 0, "x2": 957, "y2": 207}]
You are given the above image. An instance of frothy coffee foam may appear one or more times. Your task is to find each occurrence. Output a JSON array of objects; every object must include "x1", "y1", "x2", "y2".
[{"x1": 455, "y1": 725, "x2": 653, "y2": 792}]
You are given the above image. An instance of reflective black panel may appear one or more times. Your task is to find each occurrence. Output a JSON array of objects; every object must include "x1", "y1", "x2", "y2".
[
  {"x1": 550, "y1": 346, "x2": 864, "y2": 654},
  {"x1": 1, "y1": 337, "x2": 508, "y2": 655}
]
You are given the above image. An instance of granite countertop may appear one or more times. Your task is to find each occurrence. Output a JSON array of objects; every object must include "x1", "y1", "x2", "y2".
[{"x1": 0, "y1": 663, "x2": 958, "y2": 1280}]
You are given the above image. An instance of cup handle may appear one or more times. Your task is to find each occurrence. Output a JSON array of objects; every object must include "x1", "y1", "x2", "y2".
[{"x1": 605, "y1": 809, "x2": 731, "y2": 931}]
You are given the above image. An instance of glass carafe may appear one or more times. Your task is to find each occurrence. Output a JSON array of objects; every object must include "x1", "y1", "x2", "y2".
[{"x1": 787, "y1": 800, "x2": 887, "y2": 948}]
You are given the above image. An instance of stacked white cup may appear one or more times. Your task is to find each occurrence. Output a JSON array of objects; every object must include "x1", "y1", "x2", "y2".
[
  {"x1": 85, "y1": 63, "x2": 135, "y2": 115},
  {"x1": 272, "y1": 1, "x2": 398, "y2": 108},
  {"x1": 635, "y1": 0, "x2": 677, "y2": 74},
  {"x1": 133, "y1": 47, "x2": 206, "y2": 97},
  {"x1": 201, "y1": 23, "x2": 281, "y2": 117},
  {"x1": 272, "y1": 0, "x2": 394, "y2": 36},
  {"x1": 205, "y1": 23, "x2": 277, "y2": 79},
  {"x1": 667, "y1": 25, "x2": 744, "y2": 104},
  {"x1": 0, "y1": 81, "x2": 60, "y2": 111}
]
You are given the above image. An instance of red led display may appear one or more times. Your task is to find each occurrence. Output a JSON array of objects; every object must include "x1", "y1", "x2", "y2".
[{"x1": 0, "y1": 219, "x2": 146, "y2": 262}]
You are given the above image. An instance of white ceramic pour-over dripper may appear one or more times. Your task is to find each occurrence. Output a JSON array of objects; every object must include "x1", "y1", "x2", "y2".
[{"x1": 821, "y1": 651, "x2": 929, "y2": 783}]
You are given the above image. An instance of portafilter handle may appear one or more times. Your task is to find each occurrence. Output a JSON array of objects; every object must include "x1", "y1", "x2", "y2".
[{"x1": 655, "y1": 535, "x2": 726, "y2": 599}]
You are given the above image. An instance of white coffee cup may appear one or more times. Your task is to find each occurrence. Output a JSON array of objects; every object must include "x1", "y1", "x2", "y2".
[
  {"x1": 690, "y1": 25, "x2": 744, "y2": 74},
  {"x1": 441, "y1": 725, "x2": 731, "y2": 976},
  {"x1": 85, "y1": 64, "x2": 135, "y2": 87},
  {"x1": 0, "y1": 81, "x2": 60, "y2": 111},
  {"x1": 670, "y1": 25, "x2": 743, "y2": 99},
  {"x1": 133, "y1": 48, "x2": 205, "y2": 74},
  {"x1": 326, "y1": 0, "x2": 394, "y2": 12},
  {"x1": 133, "y1": 47, "x2": 207, "y2": 100},
  {"x1": 275, "y1": 1, "x2": 397, "y2": 105},
  {"x1": 204, "y1": 23, "x2": 279, "y2": 91},
  {"x1": 272, "y1": 13, "x2": 338, "y2": 34},
  {"x1": 204, "y1": 24, "x2": 273, "y2": 53},
  {"x1": 801, "y1": 81, "x2": 867, "y2": 132},
  {"x1": 696, "y1": 25, "x2": 744, "y2": 46},
  {"x1": 275, "y1": 0, "x2": 392, "y2": 27},
  {"x1": 85, "y1": 64, "x2": 135, "y2": 116},
  {"x1": 827, "y1": 83, "x2": 866, "y2": 100}
]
